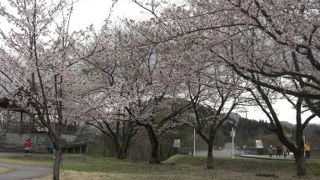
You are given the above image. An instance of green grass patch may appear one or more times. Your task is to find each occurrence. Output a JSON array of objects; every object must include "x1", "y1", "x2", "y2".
[
  {"x1": 163, "y1": 155, "x2": 206, "y2": 166},
  {"x1": 0, "y1": 154, "x2": 185, "y2": 175},
  {"x1": 1, "y1": 154, "x2": 320, "y2": 180},
  {"x1": 0, "y1": 166, "x2": 12, "y2": 174},
  {"x1": 86, "y1": 139, "x2": 113, "y2": 157},
  {"x1": 0, "y1": 154, "x2": 52, "y2": 167}
]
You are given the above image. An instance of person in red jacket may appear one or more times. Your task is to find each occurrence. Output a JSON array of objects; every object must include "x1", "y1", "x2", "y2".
[{"x1": 23, "y1": 138, "x2": 32, "y2": 155}]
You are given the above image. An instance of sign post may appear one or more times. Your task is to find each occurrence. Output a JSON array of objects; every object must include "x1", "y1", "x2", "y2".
[
  {"x1": 255, "y1": 140, "x2": 264, "y2": 155},
  {"x1": 173, "y1": 139, "x2": 181, "y2": 148}
]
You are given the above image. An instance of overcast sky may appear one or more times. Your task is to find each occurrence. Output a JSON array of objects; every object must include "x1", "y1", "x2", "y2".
[{"x1": 70, "y1": 0, "x2": 150, "y2": 31}]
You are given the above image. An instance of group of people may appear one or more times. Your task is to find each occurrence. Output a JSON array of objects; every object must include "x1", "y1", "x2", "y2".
[
  {"x1": 268, "y1": 145, "x2": 288, "y2": 158},
  {"x1": 268, "y1": 142, "x2": 311, "y2": 159},
  {"x1": 23, "y1": 138, "x2": 56, "y2": 158}
]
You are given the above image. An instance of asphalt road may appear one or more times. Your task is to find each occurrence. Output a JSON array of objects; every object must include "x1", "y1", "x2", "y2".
[{"x1": 0, "y1": 163, "x2": 51, "y2": 180}]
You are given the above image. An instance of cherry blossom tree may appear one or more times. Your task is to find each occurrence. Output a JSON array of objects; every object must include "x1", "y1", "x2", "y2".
[
  {"x1": 221, "y1": 0, "x2": 320, "y2": 98},
  {"x1": 119, "y1": 41, "x2": 192, "y2": 164},
  {"x1": 129, "y1": 0, "x2": 320, "y2": 176},
  {"x1": 79, "y1": 26, "x2": 192, "y2": 163},
  {"x1": 248, "y1": 85, "x2": 316, "y2": 176},
  {"x1": 125, "y1": 96, "x2": 191, "y2": 164},
  {"x1": 130, "y1": 0, "x2": 320, "y2": 102},
  {"x1": 187, "y1": 67, "x2": 244, "y2": 169},
  {"x1": 207, "y1": 3, "x2": 320, "y2": 175},
  {"x1": 0, "y1": 0, "x2": 86, "y2": 179},
  {"x1": 74, "y1": 27, "x2": 141, "y2": 159},
  {"x1": 84, "y1": 106, "x2": 138, "y2": 159}
]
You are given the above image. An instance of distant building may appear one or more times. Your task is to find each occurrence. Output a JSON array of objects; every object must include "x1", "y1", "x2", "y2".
[{"x1": 0, "y1": 97, "x2": 89, "y2": 154}]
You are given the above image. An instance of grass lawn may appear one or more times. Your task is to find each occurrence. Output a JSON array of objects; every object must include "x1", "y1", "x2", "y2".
[
  {"x1": 0, "y1": 166, "x2": 12, "y2": 174},
  {"x1": 0, "y1": 154, "x2": 319, "y2": 179}
]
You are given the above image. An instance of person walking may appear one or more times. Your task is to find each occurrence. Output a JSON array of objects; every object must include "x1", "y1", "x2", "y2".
[
  {"x1": 268, "y1": 145, "x2": 273, "y2": 158},
  {"x1": 304, "y1": 142, "x2": 311, "y2": 159},
  {"x1": 23, "y1": 138, "x2": 32, "y2": 155},
  {"x1": 283, "y1": 145, "x2": 288, "y2": 158},
  {"x1": 276, "y1": 145, "x2": 282, "y2": 157}
]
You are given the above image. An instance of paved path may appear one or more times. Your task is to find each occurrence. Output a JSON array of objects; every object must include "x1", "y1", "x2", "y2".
[
  {"x1": 0, "y1": 163, "x2": 51, "y2": 180},
  {"x1": 195, "y1": 149, "x2": 241, "y2": 158}
]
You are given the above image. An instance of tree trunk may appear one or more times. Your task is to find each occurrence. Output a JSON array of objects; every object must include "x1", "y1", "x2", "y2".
[
  {"x1": 294, "y1": 147, "x2": 306, "y2": 176},
  {"x1": 295, "y1": 155, "x2": 306, "y2": 176},
  {"x1": 53, "y1": 144, "x2": 62, "y2": 180},
  {"x1": 145, "y1": 125, "x2": 160, "y2": 164},
  {"x1": 115, "y1": 130, "x2": 132, "y2": 160},
  {"x1": 111, "y1": 135, "x2": 130, "y2": 159},
  {"x1": 294, "y1": 127, "x2": 306, "y2": 176},
  {"x1": 149, "y1": 140, "x2": 159, "y2": 164},
  {"x1": 274, "y1": 132, "x2": 306, "y2": 176},
  {"x1": 207, "y1": 142, "x2": 214, "y2": 169},
  {"x1": 103, "y1": 121, "x2": 135, "y2": 160},
  {"x1": 116, "y1": 147, "x2": 128, "y2": 159}
]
